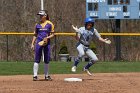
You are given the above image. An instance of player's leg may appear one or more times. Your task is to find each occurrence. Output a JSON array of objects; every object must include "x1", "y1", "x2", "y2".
[
  {"x1": 44, "y1": 45, "x2": 52, "y2": 81},
  {"x1": 84, "y1": 49, "x2": 98, "y2": 75},
  {"x1": 72, "y1": 44, "x2": 85, "y2": 72},
  {"x1": 33, "y1": 44, "x2": 43, "y2": 81}
]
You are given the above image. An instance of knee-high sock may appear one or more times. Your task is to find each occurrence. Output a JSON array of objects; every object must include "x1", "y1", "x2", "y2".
[
  {"x1": 44, "y1": 63, "x2": 49, "y2": 77},
  {"x1": 84, "y1": 61, "x2": 95, "y2": 69},
  {"x1": 33, "y1": 62, "x2": 39, "y2": 77},
  {"x1": 74, "y1": 57, "x2": 81, "y2": 67}
]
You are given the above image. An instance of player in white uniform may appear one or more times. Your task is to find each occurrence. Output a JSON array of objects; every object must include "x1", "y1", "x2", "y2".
[{"x1": 71, "y1": 17, "x2": 111, "y2": 76}]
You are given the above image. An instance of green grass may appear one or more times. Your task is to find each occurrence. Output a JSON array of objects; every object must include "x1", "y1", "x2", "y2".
[{"x1": 0, "y1": 61, "x2": 140, "y2": 75}]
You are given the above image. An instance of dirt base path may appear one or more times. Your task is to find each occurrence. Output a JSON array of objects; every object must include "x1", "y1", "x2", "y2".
[{"x1": 0, "y1": 73, "x2": 140, "y2": 93}]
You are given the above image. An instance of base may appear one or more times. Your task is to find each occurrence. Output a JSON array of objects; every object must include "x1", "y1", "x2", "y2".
[{"x1": 64, "y1": 78, "x2": 82, "y2": 82}]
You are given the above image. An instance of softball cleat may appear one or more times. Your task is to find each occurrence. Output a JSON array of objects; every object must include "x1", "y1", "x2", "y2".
[
  {"x1": 71, "y1": 66, "x2": 76, "y2": 72},
  {"x1": 45, "y1": 76, "x2": 52, "y2": 81},
  {"x1": 84, "y1": 68, "x2": 92, "y2": 76},
  {"x1": 33, "y1": 76, "x2": 38, "y2": 81}
]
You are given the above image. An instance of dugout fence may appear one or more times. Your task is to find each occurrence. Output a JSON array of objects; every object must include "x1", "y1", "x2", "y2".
[{"x1": 0, "y1": 32, "x2": 140, "y2": 62}]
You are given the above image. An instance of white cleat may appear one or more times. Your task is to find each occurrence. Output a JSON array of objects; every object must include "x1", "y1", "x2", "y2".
[
  {"x1": 71, "y1": 66, "x2": 76, "y2": 72},
  {"x1": 84, "y1": 68, "x2": 92, "y2": 76}
]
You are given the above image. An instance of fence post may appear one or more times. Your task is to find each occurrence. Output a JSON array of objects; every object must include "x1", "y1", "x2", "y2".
[
  {"x1": 114, "y1": 19, "x2": 122, "y2": 61},
  {"x1": 103, "y1": 35, "x2": 106, "y2": 61},
  {"x1": 6, "y1": 35, "x2": 8, "y2": 61},
  {"x1": 54, "y1": 35, "x2": 57, "y2": 61}
]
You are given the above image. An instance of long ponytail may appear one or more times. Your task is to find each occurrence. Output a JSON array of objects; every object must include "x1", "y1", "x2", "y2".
[{"x1": 46, "y1": 14, "x2": 49, "y2": 20}]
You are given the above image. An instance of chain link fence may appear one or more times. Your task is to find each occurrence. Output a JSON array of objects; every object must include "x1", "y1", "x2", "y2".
[{"x1": 0, "y1": 33, "x2": 140, "y2": 62}]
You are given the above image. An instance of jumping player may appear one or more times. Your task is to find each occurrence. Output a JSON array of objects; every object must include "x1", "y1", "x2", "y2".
[
  {"x1": 71, "y1": 17, "x2": 111, "y2": 76},
  {"x1": 31, "y1": 10, "x2": 54, "y2": 81}
]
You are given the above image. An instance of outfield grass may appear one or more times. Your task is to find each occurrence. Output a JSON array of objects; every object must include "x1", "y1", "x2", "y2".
[{"x1": 0, "y1": 61, "x2": 140, "y2": 75}]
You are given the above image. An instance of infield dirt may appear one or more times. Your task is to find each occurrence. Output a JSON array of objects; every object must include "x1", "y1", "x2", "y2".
[{"x1": 0, "y1": 73, "x2": 140, "y2": 93}]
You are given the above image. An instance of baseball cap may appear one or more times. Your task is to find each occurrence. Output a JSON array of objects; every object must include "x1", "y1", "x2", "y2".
[{"x1": 37, "y1": 10, "x2": 47, "y2": 16}]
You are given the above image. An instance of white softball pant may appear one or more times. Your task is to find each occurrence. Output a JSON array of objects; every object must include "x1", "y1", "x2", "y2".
[{"x1": 77, "y1": 44, "x2": 98, "y2": 61}]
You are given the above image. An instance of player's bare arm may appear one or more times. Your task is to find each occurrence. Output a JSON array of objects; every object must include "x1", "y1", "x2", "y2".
[
  {"x1": 39, "y1": 31, "x2": 54, "y2": 46},
  {"x1": 43, "y1": 31, "x2": 54, "y2": 41},
  {"x1": 99, "y1": 37, "x2": 111, "y2": 44},
  {"x1": 31, "y1": 31, "x2": 37, "y2": 50},
  {"x1": 72, "y1": 25, "x2": 81, "y2": 40}
]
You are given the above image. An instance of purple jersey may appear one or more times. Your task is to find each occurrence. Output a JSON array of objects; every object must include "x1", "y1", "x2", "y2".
[{"x1": 35, "y1": 21, "x2": 54, "y2": 44}]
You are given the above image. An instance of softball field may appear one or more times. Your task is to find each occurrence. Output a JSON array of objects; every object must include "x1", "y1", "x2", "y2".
[{"x1": 0, "y1": 73, "x2": 140, "y2": 93}]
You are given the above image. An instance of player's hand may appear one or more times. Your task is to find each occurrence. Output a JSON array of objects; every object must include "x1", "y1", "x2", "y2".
[
  {"x1": 43, "y1": 37, "x2": 48, "y2": 42},
  {"x1": 72, "y1": 25, "x2": 80, "y2": 32},
  {"x1": 104, "y1": 38, "x2": 111, "y2": 44},
  {"x1": 31, "y1": 44, "x2": 35, "y2": 51}
]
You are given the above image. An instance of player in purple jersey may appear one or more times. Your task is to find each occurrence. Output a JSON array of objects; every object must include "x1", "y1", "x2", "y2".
[{"x1": 31, "y1": 10, "x2": 54, "y2": 81}]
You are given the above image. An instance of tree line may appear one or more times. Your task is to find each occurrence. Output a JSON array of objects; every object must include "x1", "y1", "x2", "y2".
[{"x1": 0, "y1": 0, "x2": 140, "y2": 61}]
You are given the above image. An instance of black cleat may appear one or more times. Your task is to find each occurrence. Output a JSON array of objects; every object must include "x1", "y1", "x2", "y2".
[
  {"x1": 45, "y1": 76, "x2": 52, "y2": 81},
  {"x1": 33, "y1": 76, "x2": 38, "y2": 81}
]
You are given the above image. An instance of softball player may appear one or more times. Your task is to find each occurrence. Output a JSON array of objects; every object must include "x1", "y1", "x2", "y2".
[
  {"x1": 31, "y1": 10, "x2": 54, "y2": 81},
  {"x1": 71, "y1": 17, "x2": 111, "y2": 76}
]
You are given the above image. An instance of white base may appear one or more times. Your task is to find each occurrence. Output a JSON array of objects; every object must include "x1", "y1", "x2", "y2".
[{"x1": 64, "y1": 78, "x2": 82, "y2": 82}]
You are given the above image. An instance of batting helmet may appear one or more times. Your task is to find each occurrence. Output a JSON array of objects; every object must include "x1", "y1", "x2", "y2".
[
  {"x1": 84, "y1": 17, "x2": 95, "y2": 24},
  {"x1": 84, "y1": 17, "x2": 94, "y2": 29}
]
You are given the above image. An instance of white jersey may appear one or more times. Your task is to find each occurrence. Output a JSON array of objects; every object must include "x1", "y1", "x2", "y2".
[{"x1": 77, "y1": 27, "x2": 101, "y2": 46}]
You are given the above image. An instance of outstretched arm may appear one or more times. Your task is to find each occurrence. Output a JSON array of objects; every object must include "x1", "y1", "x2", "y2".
[
  {"x1": 72, "y1": 25, "x2": 81, "y2": 40},
  {"x1": 94, "y1": 29, "x2": 111, "y2": 44},
  {"x1": 99, "y1": 37, "x2": 111, "y2": 44},
  {"x1": 72, "y1": 25, "x2": 80, "y2": 32}
]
